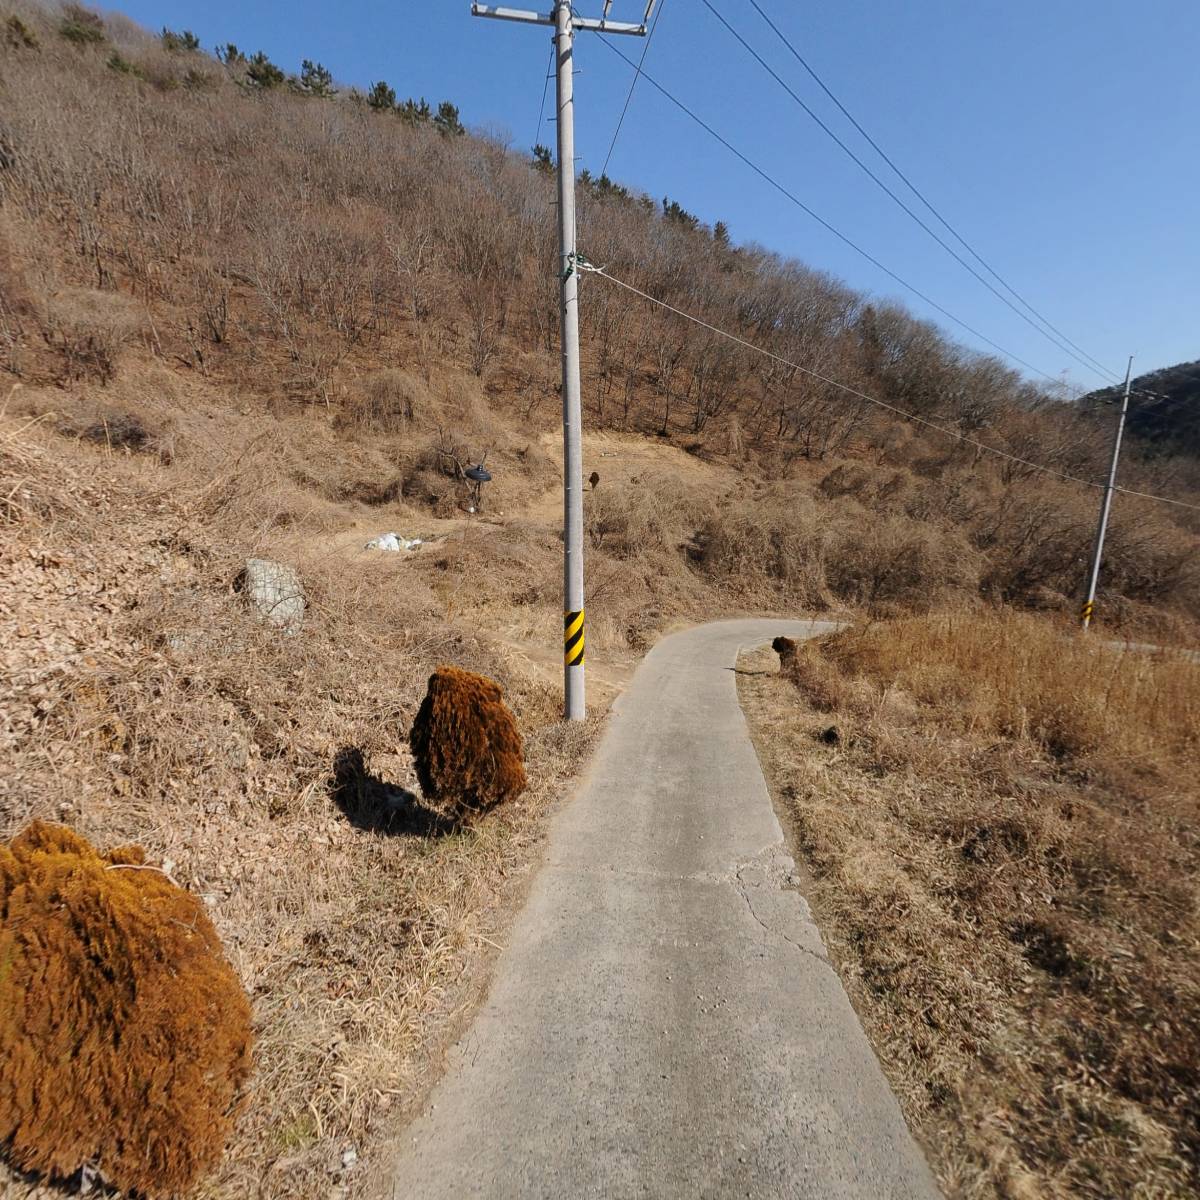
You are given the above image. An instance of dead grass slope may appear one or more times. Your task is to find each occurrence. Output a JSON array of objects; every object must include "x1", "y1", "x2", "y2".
[
  {"x1": 739, "y1": 614, "x2": 1199, "y2": 1200},
  {"x1": 0, "y1": 0, "x2": 1196, "y2": 636}
]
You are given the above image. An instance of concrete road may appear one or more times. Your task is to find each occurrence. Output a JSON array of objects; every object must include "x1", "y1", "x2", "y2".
[
  {"x1": 1105, "y1": 638, "x2": 1200, "y2": 663},
  {"x1": 390, "y1": 620, "x2": 940, "y2": 1200}
]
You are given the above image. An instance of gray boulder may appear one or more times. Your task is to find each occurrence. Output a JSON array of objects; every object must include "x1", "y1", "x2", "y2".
[{"x1": 241, "y1": 558, "x2": 304, "y2": 633}]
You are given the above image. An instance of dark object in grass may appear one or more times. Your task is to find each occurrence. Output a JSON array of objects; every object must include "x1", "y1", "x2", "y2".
[
  {"x1": 80, "y1": 411, "x2": 150, "y2": 451},
  {"x1": 772, "y1": 635, "x2": 798, "y2": 666}
]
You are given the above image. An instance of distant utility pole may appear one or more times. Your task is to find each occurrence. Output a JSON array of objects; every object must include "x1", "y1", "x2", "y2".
[
  {"x1": 1080, "y1": 355, "x2": 1134, "y2": 631},
  {"x1": 471, "y1": 3, "x2": 657, "y2": 720}
]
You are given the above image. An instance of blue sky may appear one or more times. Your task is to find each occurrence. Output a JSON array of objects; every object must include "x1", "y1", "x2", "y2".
[{"x1": 113, "y1": 1, "x2": 1198, "y2": 389}]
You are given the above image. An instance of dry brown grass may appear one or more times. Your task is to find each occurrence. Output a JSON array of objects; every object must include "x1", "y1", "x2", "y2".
[
  {"x1": 0, "y1": 404, "x2": 599, "y2": 1199},
  {"x1": 741, "y1": 613, "x2": 1200, "y2": 1199}
]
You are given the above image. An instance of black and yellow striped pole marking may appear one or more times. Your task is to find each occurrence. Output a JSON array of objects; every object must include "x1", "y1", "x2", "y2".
[
  {"x1": 1080, "y1": 599, "x2": 1095, "y2": 629},
  {"x1": 564, "y1": 609, "x2": 585, "y2": 667}
]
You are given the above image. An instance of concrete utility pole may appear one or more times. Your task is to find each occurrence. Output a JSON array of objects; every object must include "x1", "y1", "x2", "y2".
[
  {"x1": 1080, "y1": 355, "x2": 1134, "y2": 630},
  {"x1": 471, "y1": 3, "x2": 656, "y2": 719}
]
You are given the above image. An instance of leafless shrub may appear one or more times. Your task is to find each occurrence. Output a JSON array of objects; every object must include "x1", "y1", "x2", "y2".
[
  {"x1": 583, "y1": 476, "x2": 712, "y2": 561},
  {"x1": 825, "y1": 516, "x2": 979, "y2": 616},
  {"x1": 41, "y1": 288, "x2": 144, "y2": 384},
  {"x1": 76, "y1": 409, "x2": 149, "y2": 450},
  {"x1": 54, "y1": 407, "x2": 173, "y2": 462},
  {"x1": 336, "y1": 369, "x2": 423, "y2": 433},
  {"x1": 696, "y1": 490, "x2": 833, "y2": 607}
]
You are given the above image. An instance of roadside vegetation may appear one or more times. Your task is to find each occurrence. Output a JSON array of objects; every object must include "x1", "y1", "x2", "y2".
[
  {"x1": 740, "y1": 615, "x2": 1199, "y2": 1198},
  {"x1": 0, "y1": 3, "x2": 1197, "y2": 1197}
]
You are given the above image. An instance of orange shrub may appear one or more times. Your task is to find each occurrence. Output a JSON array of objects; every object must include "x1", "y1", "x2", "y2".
[
  {"x1": 0, "y1": 822, "x2": 254, "y2": 1197},
  {"x1": 409, "y1": 666, "x2": 527, "y2": 817}
]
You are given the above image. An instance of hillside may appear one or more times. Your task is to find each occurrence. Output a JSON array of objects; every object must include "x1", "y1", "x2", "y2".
[
  {"x1": 0, "y1": 4, "x2": 1198, "y2": 1199},
  {"x1": 1, "y1": 3, "x2": 1197, "y2": 630},
  {"x1": 1084, "y1": 359, "x2": 1200, "y2": 460}
]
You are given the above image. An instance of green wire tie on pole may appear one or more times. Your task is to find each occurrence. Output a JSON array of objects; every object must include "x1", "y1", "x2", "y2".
[{"x1": 562, "y1": 252, "x2": 596, "y2": 281}]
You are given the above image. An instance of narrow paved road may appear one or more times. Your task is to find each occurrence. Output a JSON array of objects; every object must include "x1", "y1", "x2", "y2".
[{"x1": 391, "y1": 620, "x2": 940, "y2": 1199}]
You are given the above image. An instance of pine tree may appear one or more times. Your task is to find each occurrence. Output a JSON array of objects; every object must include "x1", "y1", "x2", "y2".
[
  {"x1": 367, "y1": 80, "x2": 396, "y2": 111},
  {"x1": 662, "y1": 196, "x2": 700, "y2": 230},
  {"x1": 246, "y1": 51, "x2": 284, "y2": 89},
  {"x1": 713, "y1": 221, "x2": 731, "y2": 248},
  {"x1": 161, "y1": 28, "x2": 200, "y2": 52},
  {"x1": 595, "y1": 173, "x2": 630, "y2": 201},
  {"x1": 433, "y1": 101, "x2": 465, "y2": 137},
  {"x1": 299, "y1": 59, "x2": 335, "y2": 98},
  {"x1": 532, "y1": 144, "x2": 553, "y2": 173},
  {"x1": 217, "y1": 43, "x2": 246, "y2": 66},
  {"x1": 399, "y1": 97, "x2": 432, "y2": 126}
]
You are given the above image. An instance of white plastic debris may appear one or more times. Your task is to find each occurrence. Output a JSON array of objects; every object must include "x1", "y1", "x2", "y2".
[{"x1": 365, "y1": 532, "x2": 423, "y2": 552}]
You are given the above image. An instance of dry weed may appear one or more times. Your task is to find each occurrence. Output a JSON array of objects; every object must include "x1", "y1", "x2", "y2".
[
  {"x1": 41, "y1": 289, "x2": 144, "y2": 385},
  {"x1": 740, "y1": 613, "x2": 1200, "y2": 1199}
]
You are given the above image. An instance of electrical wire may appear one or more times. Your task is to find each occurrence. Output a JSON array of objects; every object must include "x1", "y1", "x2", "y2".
[
  {"x1": 701, "y1": 0, "x2": 1118, "y2": 387},
  {"x1": 742, "y1": 0, "x2": 1122, "y2": 386},
  {"x1": 533, "y1": 44, "x2": 554, "y2": 152},
  {"x1": 593, "y1": 35, "x2": 1089, "y2": 394},
  {"x1": 576, "y1": 260, "x2": 1200, "y2": 513},
  {"x1": 600, "y1": 0, "x2": 667, "y2": 177}
]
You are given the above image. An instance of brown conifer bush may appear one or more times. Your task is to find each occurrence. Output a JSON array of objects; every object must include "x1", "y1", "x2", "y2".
[
  {"x1": 409, "y1": 666, "x2": 527, "y2": 818},
  {"x1": 771, "y1": 635, "x2": 798, "y2": 666},
  {"x1": 0, "y1": 821, "x2": 254, "y2": 1197}
]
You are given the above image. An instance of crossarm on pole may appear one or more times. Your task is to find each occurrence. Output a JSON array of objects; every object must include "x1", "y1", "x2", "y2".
[{"x1": 471, "y1": 3, "x2": 649, "y2": 33}]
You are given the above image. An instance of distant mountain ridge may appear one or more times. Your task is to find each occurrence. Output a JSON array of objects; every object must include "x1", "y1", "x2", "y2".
[{"x1": 1084, "y1": 359, "x2": 1200, "y2": 458}]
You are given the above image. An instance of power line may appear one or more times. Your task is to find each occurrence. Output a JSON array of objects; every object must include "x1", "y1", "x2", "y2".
[
  {"x1": 575, "y1": 258, "x2": 1200, "y2": 513},
  {"x1": 741, "y1": 0, "x2": 1121, "y2": 386},
  {"x1": 533, "y1": 44, "x2": 554, "y2": 151},
  {"x1": 700, "y1": 0, "x2": 1117, "y2": 387},
  {"x1": 601, "y1": 0, "x2": 667, "y2": 177},
  {"x1": 593, "y1": 35, "x2": 1088, "y2": 394}
]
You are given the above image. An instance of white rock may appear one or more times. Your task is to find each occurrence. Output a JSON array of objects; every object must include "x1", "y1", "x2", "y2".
[{"x1": 242, "y1": 558, "x2": 304, "y2": 633}]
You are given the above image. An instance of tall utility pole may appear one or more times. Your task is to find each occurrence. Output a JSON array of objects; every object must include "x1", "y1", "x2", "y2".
[
  {"x1": 1080, "y1": 355, "x2": 1134, "y2": 631},
  {"x1": 471, "y1": 3, "x2": 656, "y2": 719}
]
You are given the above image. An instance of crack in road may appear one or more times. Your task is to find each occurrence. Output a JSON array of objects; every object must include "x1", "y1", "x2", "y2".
[{"x1": 734, "y1": 852, "x2": 832, "y2": 968}]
